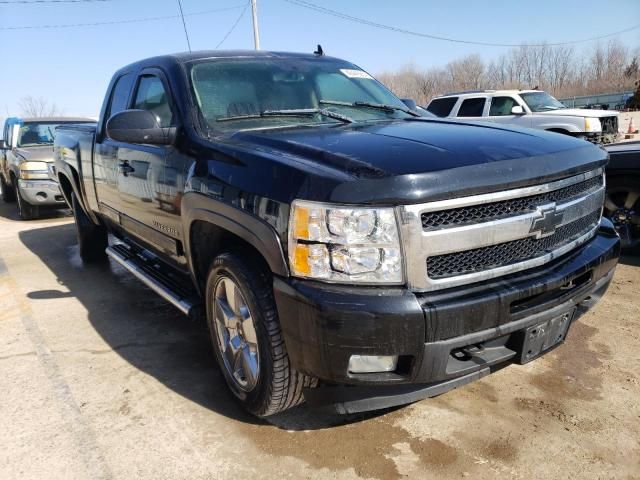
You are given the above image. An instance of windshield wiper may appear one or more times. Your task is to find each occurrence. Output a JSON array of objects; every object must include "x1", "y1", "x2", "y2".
[
  {"x1": 217, "y1": 108, "x2": 354, "y2": 124},
  {"x1": 319, "y1": 100, "x2": 420, "y2": 117}
]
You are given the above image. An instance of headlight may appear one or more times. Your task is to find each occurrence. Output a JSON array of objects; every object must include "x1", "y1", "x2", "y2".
[
  {"x1": 19, "y1": 161, "x2": 50, "y2": 180},
  {"x1": 19, "y1": 169, "x2": 49, "y2": 180},
  {"x1": 584, "y1": 117, "x2": 601, "y2": 133},
  {"x1": 288, "y1": 200, "x2": 403, "y2": 284}
]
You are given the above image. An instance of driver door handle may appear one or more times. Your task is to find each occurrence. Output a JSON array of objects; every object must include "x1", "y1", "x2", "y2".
[{"x1": 118, "y1": 161, "x2": 135, "y2": 176}]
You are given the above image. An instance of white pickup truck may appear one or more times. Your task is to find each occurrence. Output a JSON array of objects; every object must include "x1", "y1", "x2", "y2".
[{"x1": 426, "y1": 89, "x2": 619, "y2": 144}]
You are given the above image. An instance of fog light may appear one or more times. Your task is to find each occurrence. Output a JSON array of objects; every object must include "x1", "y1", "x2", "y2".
[
  {"x1": 36, "y1": 192, "x2": 48, "y2": 201},
  {"x1": 348, "y1": 355, "x2": 398, "y2": 373}
]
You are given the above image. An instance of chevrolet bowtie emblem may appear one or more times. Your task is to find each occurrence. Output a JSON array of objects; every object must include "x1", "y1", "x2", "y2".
[{"x1": 530, "y1": 203, "x2": 564, "y2": 238}]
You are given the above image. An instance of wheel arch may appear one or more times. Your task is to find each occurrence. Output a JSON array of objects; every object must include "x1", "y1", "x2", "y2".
[
  {"x1": 182, "y1": 192, "x2": 289, "y2": 295},
  {"x1": 546, "y1": 127, "x2": 572, "y2": 135},
  {"x1": 57, "y1": 172, "x2": 74, "y2": 207},
  {"x1": 56, "y1": 163, "x2": 93, "y2": 220}
]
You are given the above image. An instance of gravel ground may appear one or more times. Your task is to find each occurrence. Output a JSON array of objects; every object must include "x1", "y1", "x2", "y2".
[{"x1": 0, "y1": 201, "x2": 638, "y2": 480}]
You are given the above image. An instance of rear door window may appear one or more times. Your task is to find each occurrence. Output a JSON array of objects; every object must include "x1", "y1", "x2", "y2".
[
  {"x1": 457, "y1": 98, "x2": 486, "y2": 117},
  {"x1": 427, "y1": 97, "x2": 458, "y2": 117}
]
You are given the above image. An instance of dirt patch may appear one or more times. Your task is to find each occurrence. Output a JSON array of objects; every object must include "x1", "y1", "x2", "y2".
[
  {"x1": 238, "y1": 411, "x2": 461, "y2": 479},
  {"x1": 514, "y1": 397, "x2": 604, "y2": 433},
  {"x1": 529, "y1": 321, "x2": 611, "y2": 401},
  {"x1": 483, "y1": 438, "x2": 518, "y2": 463}
]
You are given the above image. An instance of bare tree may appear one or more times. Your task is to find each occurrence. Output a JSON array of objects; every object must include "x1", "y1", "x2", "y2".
[
  {"x1": 377, "y1": 38, "x2": 638, "y2": 106},
  {"x1": 18, "y1": 96, "x2": 62, "y2": 117}
]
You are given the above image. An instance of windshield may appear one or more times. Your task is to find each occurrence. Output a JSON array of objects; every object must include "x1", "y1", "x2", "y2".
[
  {"x1": 520, "y1": 92, "x2": 566, "y2": 112},
  {"x1": 17, "y1": 122, "x2": 91, "y2": 147},
  {"x1": 189, "y1": 57, "x2": 412, "y2": 133}
]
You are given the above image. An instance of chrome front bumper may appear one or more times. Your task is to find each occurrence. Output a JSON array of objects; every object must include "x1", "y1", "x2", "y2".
[{"x1": 18, "y1": 179, "x2": 65, "y2": 206}]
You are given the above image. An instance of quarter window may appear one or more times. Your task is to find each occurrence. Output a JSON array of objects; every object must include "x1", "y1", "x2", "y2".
[
  {"x1": 489, "y1": 97, "x2": 519, "y2": 116},
  {"x1": 457, "y1": 98, "x2": 486, "y2": 117},
  {"x1": 133, "y1": 75, "x2": 174, "y2": 128}
]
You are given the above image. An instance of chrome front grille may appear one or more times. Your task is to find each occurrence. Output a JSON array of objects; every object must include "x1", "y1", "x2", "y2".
[
  {"x1": 600, "y1": 116, "x2": 618, "y2": 135},
  {"x1": 427, "y1": 211, "x2": 601, "y2": 279},
  {"x1": 400, "y1": 169, "x2": 604, "y2": 291},
  {"x1": 421, "y1": 174, "x2": 603, "y2": 230}
]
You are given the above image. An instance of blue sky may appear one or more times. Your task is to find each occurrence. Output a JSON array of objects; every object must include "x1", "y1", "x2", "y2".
[{"x1": 1, "y1": 0, "x2": 639, "y2": 117}]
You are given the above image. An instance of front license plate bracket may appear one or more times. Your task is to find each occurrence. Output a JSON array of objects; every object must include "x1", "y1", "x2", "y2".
[{"x1": 518, "y1": 308, "x2": 575, "y2": 364}]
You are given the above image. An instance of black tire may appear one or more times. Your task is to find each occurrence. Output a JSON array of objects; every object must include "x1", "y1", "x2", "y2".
[
  {"x1": 71, "y1": 192, "x2": 108, "y2": 263},
  {"x1": 1, "y1": 174, "x2": 16, "y2": 203},
  {"x1": 205, "y1": 251, "x2": 317, "y2": 417},
  {"x1": 603, "y1": 176, "x2": 640, "y2": 255},
  {"x1": 13, "y1": 177, "x2": 39, "y2": 220}
]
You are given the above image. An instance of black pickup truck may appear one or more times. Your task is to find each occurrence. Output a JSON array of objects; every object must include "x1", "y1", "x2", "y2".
[{"x1": 55, "y1": 50, "x2": 620, "y2": 417}]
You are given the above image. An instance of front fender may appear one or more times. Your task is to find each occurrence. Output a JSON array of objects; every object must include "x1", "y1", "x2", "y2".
[
  {"x1": 181, "y1": 191, "x2": 289, "y2": 283},
  {"x1": 532, "y1": 116, "x2": 585, "y2": 133},
  {"x1": 539, "y1": 122, "x2": 583, "y2": 133}
]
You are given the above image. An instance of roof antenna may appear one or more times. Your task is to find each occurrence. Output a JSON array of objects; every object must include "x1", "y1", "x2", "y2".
[
  {"x1": 176, "y1": 0, "x2": 192, "y2": 53},
  {"x1": 314, "y1": 44, "x2": 324, "y2": 56}
]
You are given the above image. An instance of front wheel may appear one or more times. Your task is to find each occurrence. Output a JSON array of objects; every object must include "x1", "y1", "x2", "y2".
[
  {"x1": 14, "y1": 177, "x2": 39, "y2": 220},
  {"x1": 1, "y1": 175, "x2": 16, "y2": 203},
  {"x1": 603, "y1": 176, "x2": 640, "y2": 254},
  {"x1": 205, "y1": 251, "x2": 317, "y2": 417}
]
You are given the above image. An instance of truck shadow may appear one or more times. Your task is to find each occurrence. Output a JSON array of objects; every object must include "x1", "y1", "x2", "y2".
[{"x1": 17, "y1": 221, "x2": 388, "y2": 431}]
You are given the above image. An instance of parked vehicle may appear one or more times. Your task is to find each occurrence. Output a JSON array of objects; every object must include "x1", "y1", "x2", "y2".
[
  {"x1": 559, "y1": 91, "x2": 634, "y2": 111},
  {"x1": 55, "y1": 50, "x2": 619, "y2": 417},
  {"x1": 604, "y1": 141, "x2": 640, "y2": 253},
  {"x1": 0, "y1": 116, "x2": 95, "y2": 219},
  {"x1": 426, "y1": 89, "x2": 620, "y2": 144}
]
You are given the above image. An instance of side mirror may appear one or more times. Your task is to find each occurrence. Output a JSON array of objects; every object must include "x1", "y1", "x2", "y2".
[
  {"x1": 0, "y1": 139, "x2": 6, "y2": 150},
  {"x1": 511, "y1": 105, "x2": 525, "y2": 115},
  {"x1": 400, "y1": 98, "x2": 418, "y2": 111},
  {"x1": 106, "y1": 109, "x2": 176, "y2": 145}
]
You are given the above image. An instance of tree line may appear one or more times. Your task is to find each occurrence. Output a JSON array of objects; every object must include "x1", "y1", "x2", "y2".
[{"x1": 377, "y1": 39, "x2": 639, "y2": 106}]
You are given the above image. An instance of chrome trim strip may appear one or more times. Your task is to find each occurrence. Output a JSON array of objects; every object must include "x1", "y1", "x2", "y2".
[
  {"x1": 409, "y1": 168, "x2": 602, "y2": 214},
  {"x1": 106, "y1": 245, "x2": 193, "y2": 315}
]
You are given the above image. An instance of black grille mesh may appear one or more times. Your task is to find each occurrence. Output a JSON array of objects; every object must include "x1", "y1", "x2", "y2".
[
  {"x1": 600, "y1": 116, "x2": 618, "y2": 135},
  {"x1": 426, "y1": 211, "x2": 601, "y2": 279},
  {"x1": 421, "y1": 174, "x2": 603, "y2": 229}
]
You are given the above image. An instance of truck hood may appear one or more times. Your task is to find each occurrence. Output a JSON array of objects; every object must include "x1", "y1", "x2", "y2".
[
  {"x1": 13, "y1": 146, "x2": 55, "y2": 163},
  {"x1": 537, "y1": 108, "x2": 618, "y2": 118},
  {"x1": 233, "y1": 119, "x2": 593, "y2": 177},
  {"x1": 217, "y1": 118, "x2": 608, "y2": 204}
]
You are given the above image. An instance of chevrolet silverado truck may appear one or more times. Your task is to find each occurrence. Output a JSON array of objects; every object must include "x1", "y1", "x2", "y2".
[
  {"x1": 426, "y1": 90, "x2": 620, "y2": 144},
  {"x1": 0, "y1": 116, "x2": 95, "y2": 219},
  {"x1": 54, "y1": 50, "x2": 620, "y2": 417}
]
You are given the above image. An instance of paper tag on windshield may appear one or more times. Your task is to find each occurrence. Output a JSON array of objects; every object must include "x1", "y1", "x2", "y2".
[{"x1": 340, "y1": 69, "x2": 373, "y2": 80}]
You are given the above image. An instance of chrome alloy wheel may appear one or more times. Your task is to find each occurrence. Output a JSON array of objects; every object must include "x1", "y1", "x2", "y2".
[
  {"x1": 604, "y1": 187, "x2": 640, "y2": 249},
  {"x1": 212, "y1": 276, "x2": 260, "y2": 392}
]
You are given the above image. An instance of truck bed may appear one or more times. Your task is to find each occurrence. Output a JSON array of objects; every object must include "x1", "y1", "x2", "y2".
[{"x1": 54, "y1": 124, "x2": 97, "y2": 211}]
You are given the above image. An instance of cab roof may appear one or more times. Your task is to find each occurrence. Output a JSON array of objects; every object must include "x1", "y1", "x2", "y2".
[
  {"x1": 438, "y1": 89, "x2": 542, "y2": 98},
  {"x1": 117, "y1": 50, "x2": 345, "y2": 72},
  {"x1": 20, "y1": 117, "x2": 96, "y2": 123}
]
